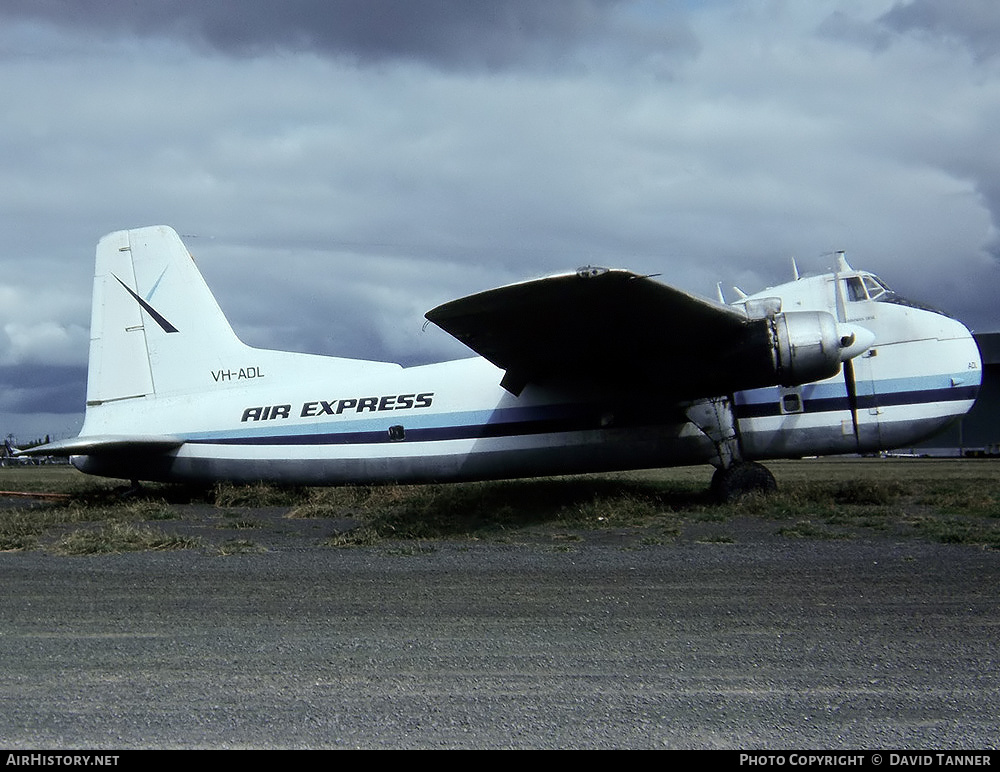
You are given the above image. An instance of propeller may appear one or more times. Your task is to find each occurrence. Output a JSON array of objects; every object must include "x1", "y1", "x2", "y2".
[
  {"x1": 842, "y1": 355, "x2": 861, "y2": 446},
  {"x1": 834, "y1": 326, "x2": 873, "y2": 448},
  {"x1": 832, "y1": 256, "x2": 874, "y2": 448}
]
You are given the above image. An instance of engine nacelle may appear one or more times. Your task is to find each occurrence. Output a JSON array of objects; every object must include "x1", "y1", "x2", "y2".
[
  {"x1": 768, "y1": 311, "x2": 843, "y2": 386},
  {"x1": 653, "y1": 309, "x2": 850, "y2": 399}
]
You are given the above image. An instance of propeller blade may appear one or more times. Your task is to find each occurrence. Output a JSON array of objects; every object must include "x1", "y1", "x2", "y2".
[{"x1": 843, "y1": 357, "x2": 860, "y2": 447}]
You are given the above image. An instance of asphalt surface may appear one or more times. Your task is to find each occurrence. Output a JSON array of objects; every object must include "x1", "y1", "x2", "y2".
[{"x1": 1, "y1": 531, "x2": 998, "y2": 749}]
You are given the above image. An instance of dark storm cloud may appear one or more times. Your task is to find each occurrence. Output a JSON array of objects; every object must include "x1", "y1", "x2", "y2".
[
  {"x1": 876, "y1": 2, "x2": 1000, "y2": 260},
  {"x1": 2, "y1": 0, "x2": 688, "y2": 70},
  {"x1": 881, "y1": 0, "x2": 1000, "y2": 61},
  {"x1": 0, "y1": 364, "x2": 86, "y2": 414}
]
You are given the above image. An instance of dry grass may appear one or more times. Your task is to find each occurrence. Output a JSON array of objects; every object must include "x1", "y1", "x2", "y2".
[
  {"x1": 54, "y1": 521, "x2": 202, "y2": 555},
  {"x1": 2, "y1": 458, "x2": 999, "y2": 552}
]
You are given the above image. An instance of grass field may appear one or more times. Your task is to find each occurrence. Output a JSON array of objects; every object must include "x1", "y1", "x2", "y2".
[{"x1": 1, "y1": 458, "x2": 999, "y2": 553}]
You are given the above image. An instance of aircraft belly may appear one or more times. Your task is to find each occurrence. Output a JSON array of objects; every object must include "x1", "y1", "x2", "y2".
[
  {"x1": 740, "y1": 397, "x2": 977, "y2": 459},
  {"x1": 858, "y1": 400, "x2": 977, "y2": 449},
  {"x1": 74, "y1": 423, "x2": 716, "y2": 485}
]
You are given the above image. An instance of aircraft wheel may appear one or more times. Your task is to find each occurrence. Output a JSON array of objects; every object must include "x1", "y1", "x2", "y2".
[{"x1": 710, "y1": 461, "x2": 777, "y2": 502}]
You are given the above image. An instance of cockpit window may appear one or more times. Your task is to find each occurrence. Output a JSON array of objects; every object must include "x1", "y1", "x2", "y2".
[
  {"x1": 844, "y1": 274, "x2": 892, "y2": 302},
  {"x1": 843, "y1": 272, "x2": 950, "y2": 316},
  {"x1": 863, "y1": 275, "x2": 889, "y2": 300},
  {"x1": 845, "y1": 276, "x2": 867, "y2": 301}
]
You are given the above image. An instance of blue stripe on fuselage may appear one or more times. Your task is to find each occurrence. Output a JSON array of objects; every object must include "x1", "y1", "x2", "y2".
[
  {"x1": 182, "y1": 402, "x2": 668, "y2": 447},
  {"x1": 178, "y1": 373, "x2": 979, "y2": 447},
  {"x1": 734, "y1": 372, "x2": 979, "y2": 420}
]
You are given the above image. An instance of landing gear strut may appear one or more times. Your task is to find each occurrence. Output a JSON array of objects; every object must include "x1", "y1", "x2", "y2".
[
  {"x1": 710, "y1": 461, "x2": 777, "y2": 502},
  {"x1": 685, "y1": 397, "x2": 779, "y2": 502}
]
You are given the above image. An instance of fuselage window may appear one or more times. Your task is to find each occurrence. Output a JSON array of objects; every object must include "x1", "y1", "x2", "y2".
[{"x1": 781, "y1": 392, "x2": 803, "y2": 414}]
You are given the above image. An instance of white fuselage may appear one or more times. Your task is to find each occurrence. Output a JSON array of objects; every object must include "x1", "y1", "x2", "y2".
[{"x1": 73, "y1": 272, "x2": 980, "y2": 485}]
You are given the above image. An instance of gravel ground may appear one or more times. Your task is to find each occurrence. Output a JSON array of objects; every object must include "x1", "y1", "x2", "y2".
[{"x1": 1, "y1": 525, "x2": 998, "y2": 749}]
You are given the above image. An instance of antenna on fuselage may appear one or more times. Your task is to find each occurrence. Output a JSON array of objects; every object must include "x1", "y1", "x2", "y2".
[
  {"x1": 820, "y1": 250, "x2": 852, "y2": 274},
  {"x1": 832, "y1": 251, "x2": 848, "y2": 322},
  {"x1": 791, "y1": 257, "x2": 800, "y2": 281}
]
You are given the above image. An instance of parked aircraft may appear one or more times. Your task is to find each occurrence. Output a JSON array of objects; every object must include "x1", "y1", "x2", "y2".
[{"x1": 18, "y1": 226, "x2": 981, "y2": 498}]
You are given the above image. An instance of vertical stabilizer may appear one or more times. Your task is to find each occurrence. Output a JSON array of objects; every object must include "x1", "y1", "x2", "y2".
[
  {"x1": 85, "y1": 225, "x2": 400, "y2": 415},
  {"x1": 86, "y1": 226, "x2": 248, "y2": 404}
]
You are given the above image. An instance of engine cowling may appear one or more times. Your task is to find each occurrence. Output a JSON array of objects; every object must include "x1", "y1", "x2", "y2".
[{"x1": 767, "y1": 311, "x2": 843, "y2": 386}]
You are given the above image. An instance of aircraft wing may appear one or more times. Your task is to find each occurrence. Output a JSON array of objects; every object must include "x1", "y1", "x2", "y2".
[
  {"x1": 425, "y1": 268, "x2": 759, "y2": 396},
  {"x1": 14, "y1": 435, "x2": 184, "y2": 457}
]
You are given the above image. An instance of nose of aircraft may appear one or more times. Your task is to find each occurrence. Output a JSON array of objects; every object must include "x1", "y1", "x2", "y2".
[
  {"x1": 849, "y1": 306, "x2": 983, "y2": 452},
  {"x1": 949, "y1": 316, "x2": 983, "y2": 390},
  {"x1": 914, "y1": 308, "x2": 983, "y2": 401}
]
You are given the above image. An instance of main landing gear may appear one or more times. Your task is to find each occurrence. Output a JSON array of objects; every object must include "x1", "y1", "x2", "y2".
[
  {"x1": 685, "y1": 397, "x2": 778, "y2": 503},
  {"x1": 710, "y1": 461, "x2": 777, "y2": 503}
]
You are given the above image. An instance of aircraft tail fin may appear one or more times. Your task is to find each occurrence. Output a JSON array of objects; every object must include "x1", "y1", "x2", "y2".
[
  {"x1": 85, "y1": 226, "x2": 400, "y2": 417},
  {"x1": 87, "y1": 226, "x2": 251, "y2": 405}
]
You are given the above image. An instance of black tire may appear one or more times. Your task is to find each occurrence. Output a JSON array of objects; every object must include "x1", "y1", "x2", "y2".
[{"x1": 710, "y1": 461, "x2": 777, "y2": 502}]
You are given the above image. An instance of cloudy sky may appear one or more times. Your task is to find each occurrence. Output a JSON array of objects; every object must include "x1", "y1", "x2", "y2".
[{"x1": 1, "y1": 0, "x2": 999, "y2": 441}]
